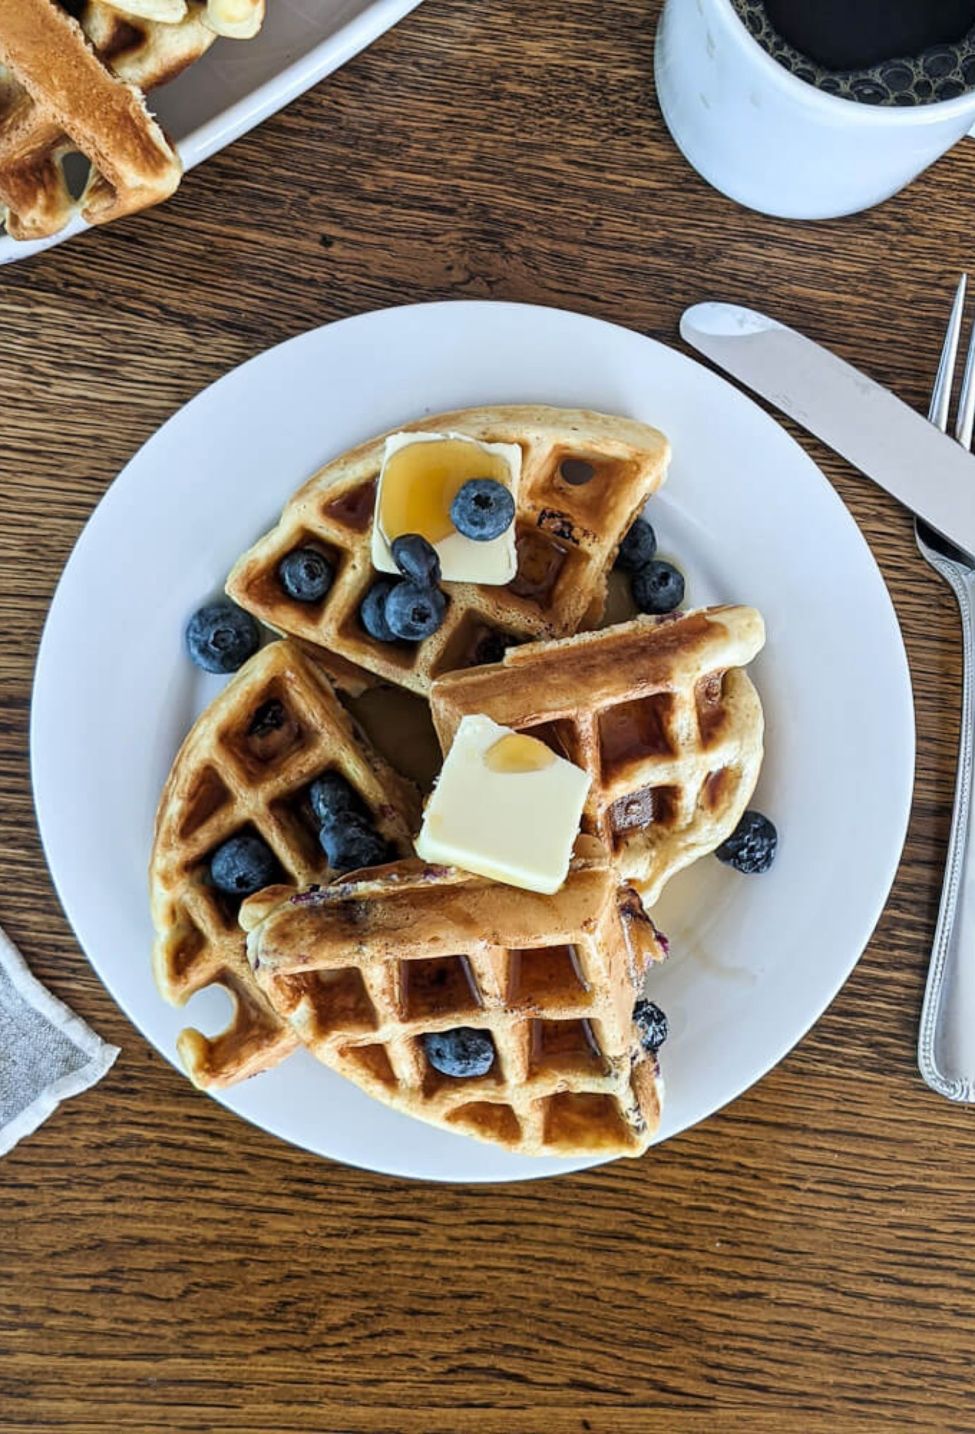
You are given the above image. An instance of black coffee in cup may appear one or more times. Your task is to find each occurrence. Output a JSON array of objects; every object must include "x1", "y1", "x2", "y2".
[{"x1": 732, "y1": 0, "x2": 975, "y2": 104}]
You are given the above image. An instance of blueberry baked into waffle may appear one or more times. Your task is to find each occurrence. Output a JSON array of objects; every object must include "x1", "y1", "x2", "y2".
[
  {"x1": 0, "y1": 0, "x2": 266, "y2": 242},
  {"x1": 240, "y1": 839, "x2": 668, "y2": 1157},
  {"x1": 152, "y1": 404, "x2": 774, "y2": 1158}
]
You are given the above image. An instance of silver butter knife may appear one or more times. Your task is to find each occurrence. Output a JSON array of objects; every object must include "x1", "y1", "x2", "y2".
[{"x1": 680, "y1": 302, "x2": 975, "y2": 558}]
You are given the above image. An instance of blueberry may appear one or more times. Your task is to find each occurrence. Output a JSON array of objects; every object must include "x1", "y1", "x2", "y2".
[
  {"x1": 277, "y1": 547, "x2": 334, "y2": 603},
  {"x1": 450, "y1": 478, "x2": 515, "y2": 542},
  {"x1": 209, "y1": 833, "x2": 277, "y2": 896},
  {"x1": 390, "y1": 533, "x2": 441, "y2": 587},
  {"x1": 633, "y1": 999, "x2": 668, "y2": 1055},
  {"x1": 319, "y1": 812, "x2": 388, "y2": 873},
  {"x1": 308, "y1": 771, "x2": 363, "y2": 826},
  {"x1": 715, "y1": 811, "x2": 778, "y2": 875},
  {"x1": 615, "y1": 517, "x2": 657, "y2": 572},
  {"x1": 359, "y1": 580, "x2": 398, "y2": 643},
  {"x1": 385, "y1": 580, "x2": 447, "y2": 641},
  {"x1": 186, "y1": 600, "x2": 260, "y2": 674},
  {"x1": 423, "y1": 1027, "x2": 495, "y2": 1078},
  {"x1": 632, "y1": 560, "x2": 685, "y2": 615}
]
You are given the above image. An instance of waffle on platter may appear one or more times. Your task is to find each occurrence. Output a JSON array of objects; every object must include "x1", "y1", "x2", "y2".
[
  {"x1": 241, "y1": 838, "x2": 667, "y2": 1158},
  {"x1": 0, "y1": 0, "x2": 264, "y2": 241},
  {"x1": 149, "y1": 639, "x2": 420, "y2": 1089},
  {"x1": 226, "y1": 406, "x2": 671, "y2": 698},
  {"x1": 430, "y1": 606, "x2": 766, "y2": 906}
]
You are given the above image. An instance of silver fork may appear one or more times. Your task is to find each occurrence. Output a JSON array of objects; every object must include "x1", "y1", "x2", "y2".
[{"x1": 917, "y1": 274, "x2": 975, "y2": 1102}]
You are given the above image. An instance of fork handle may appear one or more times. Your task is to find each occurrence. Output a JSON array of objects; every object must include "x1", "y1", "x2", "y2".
[{"x1": 918, "y1": 560, "x2": 975, "y2": 1101}]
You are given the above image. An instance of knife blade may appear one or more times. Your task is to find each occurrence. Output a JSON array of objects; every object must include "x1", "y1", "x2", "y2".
[{"x1": 680, "y1": 302, "x2": 975, "y2": 558}]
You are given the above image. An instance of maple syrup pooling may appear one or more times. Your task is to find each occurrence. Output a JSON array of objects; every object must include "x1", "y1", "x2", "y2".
[
  {"x1": 484, "y1": 732, "x2": 556, "y2": 774},
  {"x1": 325, "y1": 478, "x2": 377, "y2": 533},
  {"x1": 379, "y1": 438, "x2": 511, "y2": 544}
]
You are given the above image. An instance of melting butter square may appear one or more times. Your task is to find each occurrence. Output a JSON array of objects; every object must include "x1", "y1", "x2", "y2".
[
  {"x1": 371, "y1": 431, "x2": 521, "y2": 585},
  {"x1": 415, "y1": 714, "x2": 591, "y2": 894}
]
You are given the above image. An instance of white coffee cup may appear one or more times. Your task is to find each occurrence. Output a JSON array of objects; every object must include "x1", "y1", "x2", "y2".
[{"x1": 655, "y1": 0, "x2": 975, "y2": 219}]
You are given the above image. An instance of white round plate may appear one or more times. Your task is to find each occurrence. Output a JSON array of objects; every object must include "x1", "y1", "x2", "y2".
[{"x1": 31, "y1": 301, "x2": 914, "y2": 1183}]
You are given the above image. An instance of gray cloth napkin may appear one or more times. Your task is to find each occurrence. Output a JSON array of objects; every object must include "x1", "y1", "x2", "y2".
[{"x1": 0, "y1": 923, "x2": 119, "y2": 1155}]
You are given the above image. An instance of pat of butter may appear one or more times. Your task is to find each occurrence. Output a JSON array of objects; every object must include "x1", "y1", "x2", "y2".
[
  {"x1": 415, "y1": 714, "x2": 591, "y2": 895},
  {"x1": 371, "y1": 431, "x2": 522, "y2": 586}
]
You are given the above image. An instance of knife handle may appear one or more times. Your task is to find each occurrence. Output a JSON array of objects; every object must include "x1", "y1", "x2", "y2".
[{"x1": 918, "y1": 562, "x2": 975, "y2": 1102}]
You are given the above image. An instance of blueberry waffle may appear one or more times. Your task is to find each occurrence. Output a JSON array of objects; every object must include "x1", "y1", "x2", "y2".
[
  {"x1": 240, "y1": 836, "x2": 668, "y2": 1158},
  {"x1": 225, "y1": 406, "x2": 671, "y2": 698},
  {"x1": 149, "y1": 639, "x2": 420, "y2": 1089},
  {"x1": 430, "y1": 607, "x2": 766, "y2": 906}
]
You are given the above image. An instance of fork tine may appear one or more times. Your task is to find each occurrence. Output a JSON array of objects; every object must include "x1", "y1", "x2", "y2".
[
  {"x1": 956, "y1": 311, "x2": 975, "y2": 450},
  {"x1": 931, "y1": 273, "x2": 968, "y2": 428}
]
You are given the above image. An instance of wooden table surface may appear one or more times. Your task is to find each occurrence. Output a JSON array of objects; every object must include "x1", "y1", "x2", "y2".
[{"x1": 3, "y1": 2, "x2": 975, "y2": 1429}]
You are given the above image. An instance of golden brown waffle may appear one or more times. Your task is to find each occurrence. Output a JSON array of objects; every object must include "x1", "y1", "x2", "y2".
[
  {"x1": 226, "y1": 406, "x2": 671, "y2": 698},
  {"x1": 149, "y1": 639, "x2": 420, "y2": 1090},
  {"x1": 241, "y1": 837, "x2": 668, "y2": 1158},
  {"x1": 431, "y1": 606, "x2": 766, "y2": 907},
  {"x1": 0, "y1": 0, "x2": 216, "y2": 240}
]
